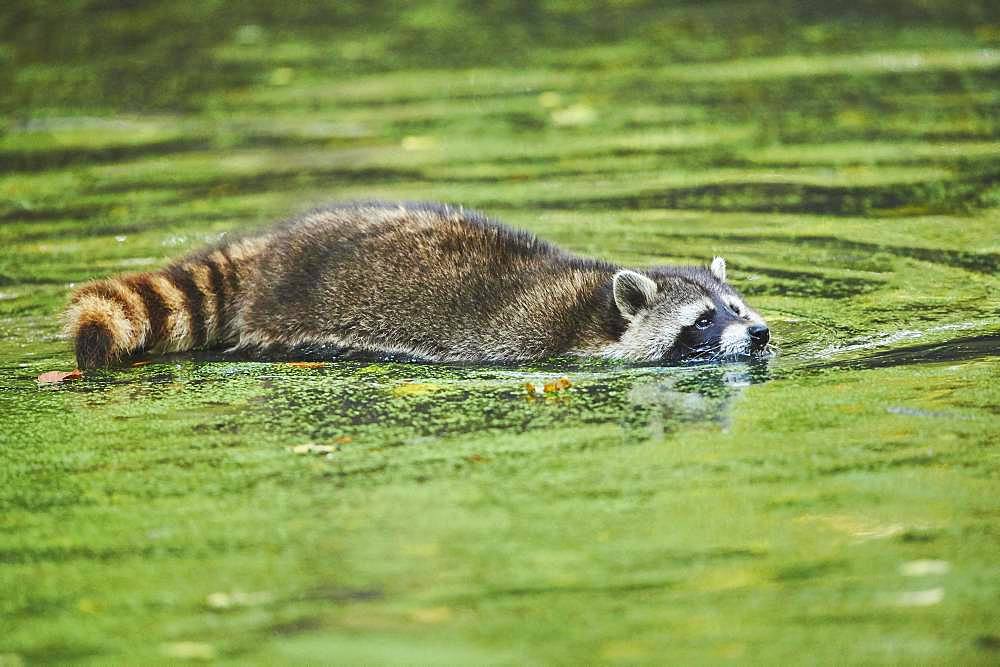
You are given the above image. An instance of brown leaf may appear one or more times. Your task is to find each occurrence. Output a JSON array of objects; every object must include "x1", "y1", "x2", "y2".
[
  {"x1": 543, "y1": 377, "x2": 572, "y2": 393},
  {"x1": 37, "y1": 369, "x2": 83, "y2": 384}
]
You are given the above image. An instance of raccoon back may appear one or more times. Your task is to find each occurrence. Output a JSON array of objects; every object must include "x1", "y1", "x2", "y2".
[{"x1": 237, "y1": 202, "x2": 619, "y2": 360}]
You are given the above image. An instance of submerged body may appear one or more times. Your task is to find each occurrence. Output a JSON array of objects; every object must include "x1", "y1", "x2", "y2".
[{"x1": 65, "y1": 202, "x2": 771, "y2": 368}]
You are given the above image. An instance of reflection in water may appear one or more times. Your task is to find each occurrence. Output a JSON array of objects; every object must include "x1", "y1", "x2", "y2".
[
  {"x1": 805, "y1": 331, "x2": 1000, "y2": 371},
  {"x1": 241, "y1": 358, "x2": 775, "y2": 448},
  {"x1": 627, "y1": 364, "x2": 762, "y2": 440},
  {"x1": 25, "y1": 348, "x2": 779, "y2": 453}
]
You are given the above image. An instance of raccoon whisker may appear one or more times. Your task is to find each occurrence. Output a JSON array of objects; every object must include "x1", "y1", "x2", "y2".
[
  {"x1": 718, "y1": 337, "x2": 747, "y2": 359},
  {"x1": 680, "y1": 346, "x2": 720, "y2": 364},
  {"x1": 675, "y1": 341, "x2": 718, "y2": 363}
]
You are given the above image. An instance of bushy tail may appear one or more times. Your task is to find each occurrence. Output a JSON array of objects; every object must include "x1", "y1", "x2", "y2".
[{"x1": 64, "y1": 240, "x2": 263, "y2": 369}]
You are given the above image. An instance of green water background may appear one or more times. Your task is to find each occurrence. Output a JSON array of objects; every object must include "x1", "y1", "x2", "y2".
[{"x1": 1, "y1": 1, "x2": 998, "y2": 663}]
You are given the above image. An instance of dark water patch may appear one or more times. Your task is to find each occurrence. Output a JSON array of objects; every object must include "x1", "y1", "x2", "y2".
[
  {"x1": 975, "y1": 635, "x2": 1000, "y2": 652},
  {"x1": 790, "y1": 612, "x2": 883, "y2": 625},
  {"x1": 0, "y1": 543, "x2": 184, "y2": 565},
  {"x1": 448, "y1": 146, "x2": 746, "y2": 176},
  {"x1": 10, "y1": 221, "x2": 174, "y2": 244},
  {"x1": 744, "y1": 153, "x2": 1000, "y2": 172},
  {"x1": 463, "y1": 144, "x2": 996, "y2": 177},
  {"x1": 813, "y1": 234, "x2": 1000, "y2": 273},
  {"x1": 92, "y1": 165, "x2": 428, "y2": 197},
  {"x1": 818, "y1": 452, "x2": 942, "y2": 476},
  {"x1": 773, "y1": 559, "x2": 846, "y2": 582},
  {"x1": 738, "y1": 266, "x2": 883, "y2": 299},
  {"x1": 897, "y1": 528, "x2": 941, "y2": 544},
  {"x1": 392, "y1": 109, "x2": 549, "y2": 134},
  {"x1": 644, "y1": 69, "x2": 1000, "y2": 114},
  {"x1": 0, "y1": 273, "x2": 71, "y2": 287},
  {"x1": 6, "y1": 592, "x2": 75, "y2": 619},
  {"x1": 0, "y1": 538, "x2": 254, "y2": 565},
  {"x1": 811, "y1": 333, "x2": 1000, "y2": 371},
  {"x1": 480, "y1": 580, "x2": 675, "y2": 599},
  {"x1": 17, "y1": 643, "x2": 102, "y2": 664},
  {"x1": 465, "y1": 548, "x2": 763, "y2": 600},
  {"x1": 0, "y1": 3, "x2": 264, "y2": 113},
  {"x1": 774, "y1": 128, "x2": 1000, "y2": 145},
  {"x1": 0, "y1": 138, "x2": 211, "y2": 173},
  {"x1": 267, "y1": 616, "x2": 325, "y2": 636},
  {"x1": 658, "y1": 231, "x2": 1000, "y2": 275},
  {"x1": 299, "y1": 586, "x2": 383, "y2": 603},
  {"x1": 242, "y1": 59, "x2": 1000, "y2": 116},
  {"x1": 0, "y1": 131, "x2": 364, "y2": 176},
  {"x1": 0, "y1": 204, "x2": 109, "y2": 223},
  {"x1": 89, "y1": 161, "x2": 552, "y2": 197},
  {"x1": 254, "y1": 88, "x2": 542, "y2": 112},
  {"x1": 531, "y1": 169, "x2": 1000, "y2": 218},
  {"x1": 230, "y1": 133, "x2": 360, "y2": 150}
]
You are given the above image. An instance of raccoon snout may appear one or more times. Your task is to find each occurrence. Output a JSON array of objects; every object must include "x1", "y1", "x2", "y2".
[{"x1": 748, "y1": 324, "x2": 770, "y2": 349}]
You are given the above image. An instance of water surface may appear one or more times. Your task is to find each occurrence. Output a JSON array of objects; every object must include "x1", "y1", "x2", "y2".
[{"x1": 1, "y1": 2, "x2": 998, "y2": 664}]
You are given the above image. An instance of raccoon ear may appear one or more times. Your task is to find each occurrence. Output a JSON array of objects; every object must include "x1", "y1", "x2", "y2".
[
  {"x1": 710, "y1": 256, "x2": 727, "y2": 282},
  {"x1": 612, "y1": 269, "x2": 658, "y2": 320}
]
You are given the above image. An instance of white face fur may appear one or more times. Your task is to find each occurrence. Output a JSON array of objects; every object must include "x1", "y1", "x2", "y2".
[{"x1": 600, "y1": 257, "x2": 771, "y2": 363}]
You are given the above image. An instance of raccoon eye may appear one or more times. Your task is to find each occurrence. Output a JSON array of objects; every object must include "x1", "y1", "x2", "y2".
[{"x1": 695, "y1": 314, "x2": 713, "y2": 330}]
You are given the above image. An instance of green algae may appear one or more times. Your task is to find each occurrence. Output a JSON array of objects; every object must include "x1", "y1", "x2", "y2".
[{"x1": 1, "y1": 1, "x2": 999, "y2": 664}]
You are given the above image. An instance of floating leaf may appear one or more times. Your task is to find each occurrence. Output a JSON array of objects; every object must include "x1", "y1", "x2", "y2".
[
  {"x1": 36, "y1": 369, "x2": 82, "y2": 384},
  {"x1": 285, "y1": 361, "x2": 327, "y2": 369},
  {"x1": 543, "y1": 377, "x2": 573, "y2": 393}
]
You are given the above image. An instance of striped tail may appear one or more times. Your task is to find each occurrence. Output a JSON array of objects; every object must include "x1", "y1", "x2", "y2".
[{"x1": 64, "y1": 242, "x2": 257, "y2": 369}]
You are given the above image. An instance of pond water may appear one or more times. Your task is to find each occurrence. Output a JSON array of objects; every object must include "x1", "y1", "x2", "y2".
[{"x1": 1, "y1": 2, "x2": 998, "y2": 664}]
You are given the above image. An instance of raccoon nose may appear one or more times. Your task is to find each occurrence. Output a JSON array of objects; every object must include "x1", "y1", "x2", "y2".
[{"x1": 748, "y1": 324, "x2": 770, "y2": 347}]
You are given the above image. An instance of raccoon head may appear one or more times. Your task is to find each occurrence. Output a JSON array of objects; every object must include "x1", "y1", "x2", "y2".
[{"x1": 604, "y1": 257, "x2": 772, "y2": 363}]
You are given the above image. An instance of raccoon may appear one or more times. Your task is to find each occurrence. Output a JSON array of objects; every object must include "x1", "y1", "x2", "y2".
[{"x1": 64, "y1": 201, "x2": 771, "y2": 369}]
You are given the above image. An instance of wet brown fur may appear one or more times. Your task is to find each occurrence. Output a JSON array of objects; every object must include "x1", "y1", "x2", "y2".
[
  {"x1": 64, "y1": 236, "x2": 265, "y2": 368},
  {"x1": 64, "y1": 202, "x2": 756, "y2": 368}
]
